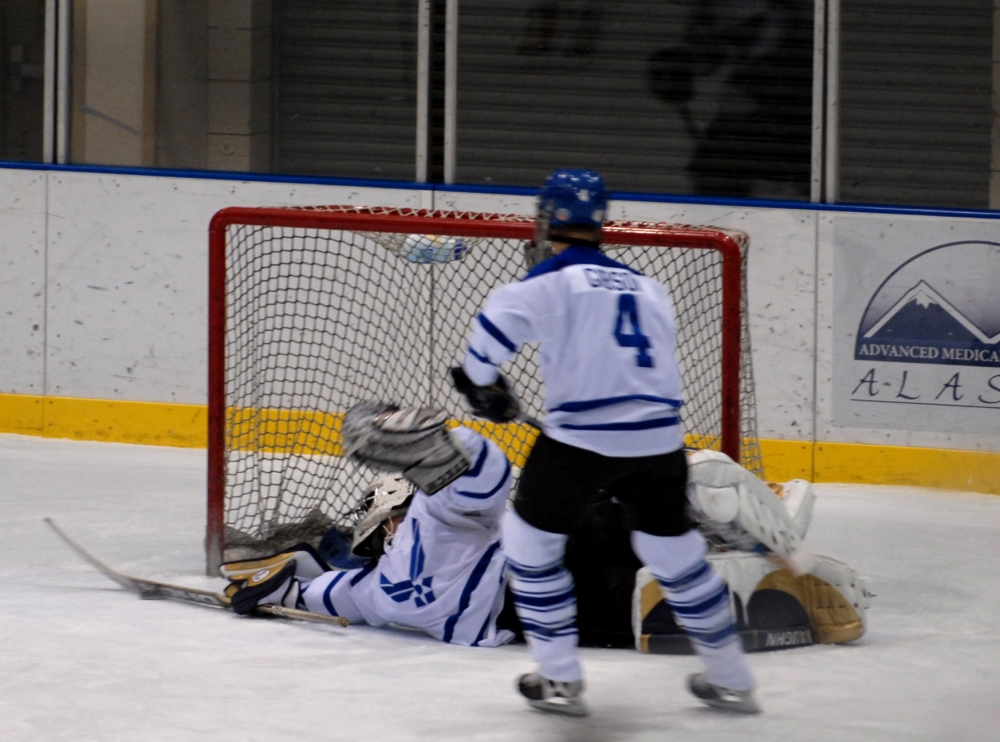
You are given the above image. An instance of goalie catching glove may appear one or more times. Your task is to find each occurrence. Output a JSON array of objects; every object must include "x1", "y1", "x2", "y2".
[
  {"x1": 341, "y1": 401, "x2": 472, "y2": 495},
  {"x1": 450, "y1": 366, "x2": 521, "y2": 423}
]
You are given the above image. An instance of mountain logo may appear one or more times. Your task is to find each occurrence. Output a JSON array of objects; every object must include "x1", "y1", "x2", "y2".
[{"x1": 854, "y1": 241, "x2": 1000, "y2": 368}]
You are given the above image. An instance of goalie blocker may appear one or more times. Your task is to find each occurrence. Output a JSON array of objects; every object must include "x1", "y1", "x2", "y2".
[{"x1": 341, "y1": 402, "x2": 472, "y2": 495}]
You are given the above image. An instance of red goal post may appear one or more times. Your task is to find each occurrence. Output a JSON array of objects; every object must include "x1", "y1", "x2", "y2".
[{"x1": 207, "y1": 205, "x2": 761, "y2": 574}]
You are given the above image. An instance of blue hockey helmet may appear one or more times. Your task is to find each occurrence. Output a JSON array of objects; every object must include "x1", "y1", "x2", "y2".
[{"x1": 537, "y1": 168, "x2": 609, "y2": 233}]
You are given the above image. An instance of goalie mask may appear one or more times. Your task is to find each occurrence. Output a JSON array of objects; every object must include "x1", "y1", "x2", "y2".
[{"x1": 351, "y1": 474, "x2": 417, "y2": 559}]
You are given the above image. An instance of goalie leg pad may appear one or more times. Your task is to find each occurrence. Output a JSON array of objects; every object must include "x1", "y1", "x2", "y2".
[
  {"x1": 686, "y1": 449, "x2": 813, "y2": 570},
  {"x1": 634, "y1": 551, "x2": 870, "y2": 654},
  {"x1": 780, "y1": 479, "x2": 816, "y2": 539}
]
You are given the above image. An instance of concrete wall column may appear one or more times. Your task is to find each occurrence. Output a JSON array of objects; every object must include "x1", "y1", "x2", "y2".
[
  {"x1": 992, "y1": 0, "x2": 1000, "y2": 207},
  {"x1": 207, "y1": 0, "x2": 271, "y2": 172}
]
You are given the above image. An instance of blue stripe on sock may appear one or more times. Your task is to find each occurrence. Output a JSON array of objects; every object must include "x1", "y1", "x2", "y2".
[
  {"x1": 519, "y1": 618, "x2": 578, "y2": 640},
  {"x1": 506, "y1": 560, "x2": 564, "y2": 581},
  {"x1": 669, "y1": 585, "x2": 730, "y2": 618},
  {"x1": 686, "y1": 623, "x2": 738, "y2": 648},
  {"x1": 656, "y1": 561, "x2": 711, "y2": 591},
  {"x1": 511, "y1": 587, "x2": 576, "y2": 610}
]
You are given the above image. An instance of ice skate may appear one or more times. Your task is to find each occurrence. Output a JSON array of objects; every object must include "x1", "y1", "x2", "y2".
[
  {"x1": 687, "y1": 673, "x2": 761, "y2": 714},
  {"x1": 517, "y1": 672, "x2": 589, "y2": 717}
]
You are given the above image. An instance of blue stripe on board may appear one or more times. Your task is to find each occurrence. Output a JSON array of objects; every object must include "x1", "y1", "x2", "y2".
[
  {"x1": 559, "y1": 415, "x2": 679, "y2": 431},
  {"x1": 321, "y1": 571, "x2": 348, "y2": 616},
  {"x1": 7, "y1": 161, "x2": 999, "y2": 221},
  {"x1": 477, "y1": 314, "x2": 517, "y2": 353},
  {"x1": 550, "y1": 394, "x2": 682, "y2": 413},
  {"x1": 442, "y1": 541, "x2": 502, "y2": 644}
]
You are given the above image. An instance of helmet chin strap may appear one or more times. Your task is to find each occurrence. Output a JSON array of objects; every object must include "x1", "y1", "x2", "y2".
[
  {"x1": 548, "y1": 223, "x2": 603, "y2": 251},
  {"x1": 527, "y1": 221, "x2": 602, "y2": 270},
  {"x1": 554, "y1": 235, "x2": 602, "y2": 250}
]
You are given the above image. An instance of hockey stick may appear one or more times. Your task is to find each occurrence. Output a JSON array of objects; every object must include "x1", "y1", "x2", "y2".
[{"x1": 43, "y1": 517, "x2": 350, "y2": 627}]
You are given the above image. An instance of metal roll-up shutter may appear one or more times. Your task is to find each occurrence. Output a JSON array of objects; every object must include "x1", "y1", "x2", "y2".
[
  {"x1": 456, "y1": 1, "x2": 815, "y2": 199},
  {"x1": 274, "y1": 1, "x2": 418, "y2": 180},
  {"x1": 839, "y1": 0, "x2": 992, "y2": 208}
]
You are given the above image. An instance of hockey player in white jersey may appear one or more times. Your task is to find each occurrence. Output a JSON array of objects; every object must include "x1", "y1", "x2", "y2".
[
  {"x1": 223, "y1": 408, "x2": 518, "y2": 648},
  {"x1": 451, "y1": 168, "x2": 760, "y2": 716},
  {"x1": 221, "y1": 402, "x2": 865, "y2": 671}
]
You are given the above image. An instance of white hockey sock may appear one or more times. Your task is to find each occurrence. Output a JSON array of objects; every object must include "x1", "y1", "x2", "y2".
[
  {"x1": 502, "y1": 508, "x2": 582, "y2": 683},
  {"x1": 631, "y1": 529, "x2": 755, "y2": 691}
]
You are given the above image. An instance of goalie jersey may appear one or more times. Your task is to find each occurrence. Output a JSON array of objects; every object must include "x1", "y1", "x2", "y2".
[
  {"x1": 463, "y1": 245, "x2": 685, "y2": 457},
  {"x1": 301, "y1": 427, "x2": 516, "y2": 647}
]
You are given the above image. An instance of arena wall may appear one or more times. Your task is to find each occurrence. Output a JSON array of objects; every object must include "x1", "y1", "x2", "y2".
[{"x1": 0, "y1": 165, "x2": 997, "y2": 493}]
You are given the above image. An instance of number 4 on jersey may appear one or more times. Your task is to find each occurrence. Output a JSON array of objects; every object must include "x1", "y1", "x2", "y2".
[{"x1": 614, "y1": 294, "x2": 654, "y2": 368}]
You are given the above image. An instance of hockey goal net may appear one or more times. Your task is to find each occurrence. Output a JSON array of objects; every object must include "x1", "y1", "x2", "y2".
[{"x1": 207, "y1": 205, "x2": 762, "y2": 573}]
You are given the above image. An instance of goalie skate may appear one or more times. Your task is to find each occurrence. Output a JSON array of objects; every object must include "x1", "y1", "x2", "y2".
[
  {"x1": 517, "y1": 673, "x2": 589, "y2": 717},
  {"x1": 687, "y1": 673, "x2": 761, "y2": 714}
]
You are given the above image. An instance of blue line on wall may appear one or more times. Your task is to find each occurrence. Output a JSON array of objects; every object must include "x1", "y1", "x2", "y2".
[{"x1": 1, "y1": 160, "x2": 997, "y2": 220}]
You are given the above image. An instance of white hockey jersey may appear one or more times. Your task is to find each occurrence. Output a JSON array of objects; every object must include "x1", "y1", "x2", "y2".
[
  {"x1": 463, "y1": 245, "x2": 685, "y2": 457},
  {"x1": 301, "y1": 427, "x2": 515, "y2": 647}
]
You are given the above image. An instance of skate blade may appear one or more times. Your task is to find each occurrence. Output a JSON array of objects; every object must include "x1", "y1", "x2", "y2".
[
  {"x1": 700, "y1": 695, "x2": 761, "y2": 715},
  {"x1": 527, "y1": 698, "x2": 590, "y2": 717}
]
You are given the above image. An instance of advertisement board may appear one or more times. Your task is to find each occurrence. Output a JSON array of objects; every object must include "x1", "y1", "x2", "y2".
[{"x1": 833, "y1": 216, "x2": 1000, "y2": 434}]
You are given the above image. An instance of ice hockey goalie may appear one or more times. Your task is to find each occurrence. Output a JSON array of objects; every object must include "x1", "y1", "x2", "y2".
[{"x1": 632, "y1": 449, "x2": 871, "y2": 653}]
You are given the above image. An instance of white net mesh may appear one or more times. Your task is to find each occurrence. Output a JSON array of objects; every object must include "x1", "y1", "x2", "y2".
[{"x1": 214, "y1": 206, "x2": 761, "y2": 561}]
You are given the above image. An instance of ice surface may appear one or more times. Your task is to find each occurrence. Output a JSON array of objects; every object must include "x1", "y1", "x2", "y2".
[{"x1": 3, "y1": 434, "x2": 999, "y2": 741}]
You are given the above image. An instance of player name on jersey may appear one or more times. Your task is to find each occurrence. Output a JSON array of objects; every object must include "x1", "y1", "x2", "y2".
[{"x1": 578, "y1": 267, "x2": 644, "y2": 293}]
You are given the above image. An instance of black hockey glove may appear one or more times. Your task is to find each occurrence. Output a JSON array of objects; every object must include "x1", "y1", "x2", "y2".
[{"x1": 450, "y1": 366, "x2": 521, "y2": 423}]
